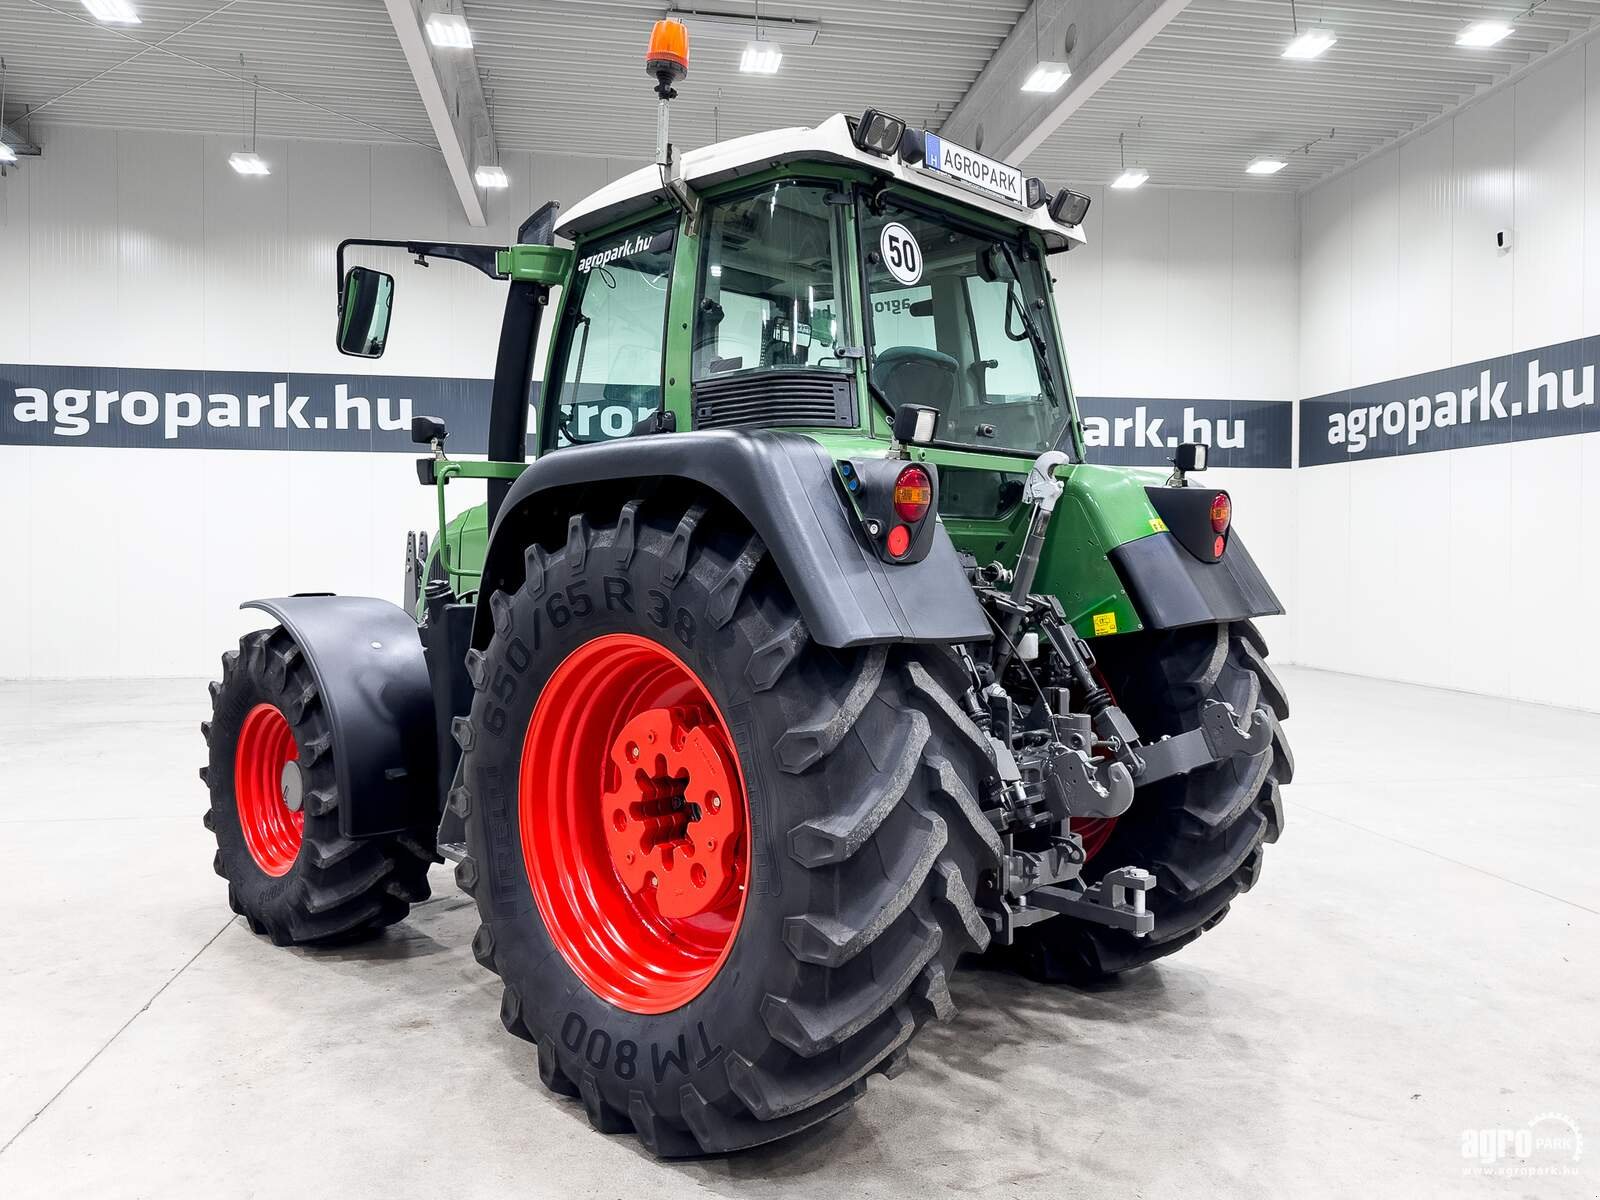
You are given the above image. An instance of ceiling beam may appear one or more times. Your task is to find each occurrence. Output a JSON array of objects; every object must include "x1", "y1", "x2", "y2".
[
  {"x1": 382, "y1": 0, "x2": 498, "y2": 227},
  {"x1": 940, "y1": 0, "x2": 1190, "y2": 165}
]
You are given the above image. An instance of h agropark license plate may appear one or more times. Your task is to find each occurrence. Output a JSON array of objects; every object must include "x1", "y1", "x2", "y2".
[{"x1": 921, "y1": 132, "x2": 1027, "y2": 207}]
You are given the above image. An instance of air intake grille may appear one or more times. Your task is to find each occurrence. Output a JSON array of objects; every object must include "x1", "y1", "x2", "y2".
[{"x1": 691, "y1": 369, "x2": 856, "y2": 431}]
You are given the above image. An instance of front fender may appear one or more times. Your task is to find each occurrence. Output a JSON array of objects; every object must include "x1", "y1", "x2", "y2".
[
  {"x1": 242, "y1": 596, "x2": 437, "y2": 839},
  {"x1": 472, "y1": 430, "x2": 991, "y2": 650}
]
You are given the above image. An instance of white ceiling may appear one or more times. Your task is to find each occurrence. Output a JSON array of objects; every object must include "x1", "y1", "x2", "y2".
[
  {"x1": 1026, "y1": 0, "x2": 1600, "y2": 192},
  {"x1": 2, "y1": 0, "x2": 1599, "y2": 193}
]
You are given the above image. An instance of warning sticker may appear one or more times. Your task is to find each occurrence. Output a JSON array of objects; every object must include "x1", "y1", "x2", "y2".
[
  {"x1": 1092, "y1": 611, "x2": 1118, "y2": 636},
  {"x1": 1149, "y1": 517, "x2": 1168, "y2": 533}
]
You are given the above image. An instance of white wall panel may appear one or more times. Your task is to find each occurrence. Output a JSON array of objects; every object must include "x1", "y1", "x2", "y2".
[
  {"x1": 1451, "y1": 90, "x2": 1515, "y2": 365},
  {"x1": 1097, "y1": 188, "x2": 1171, "y2": 399},
  {"x1": 1230, "y1": 192, "x2": 1299, "y2": 401},
  {"x1": 1395, "y1": 124, "x2": 1454, "y2": 379},
  {"x1": 1, "y1": 125, "x2": 639, "y2": 678},
  {"x1": 1512, "y1": 48, "x2": 1586, "y2": 353},
  {"x1": 1298, "y1": 173, "x2": 1351, "y2": 398},
  {"x1": 1165, "y1": 189, "x2": 1234, "y2": 399},
  {"x1": 1346, "y1": 150, "x2": 1401, "y2": 391},
  {"x1": 1298, "y1": 34, "x2": 1600, "y2": 710}
]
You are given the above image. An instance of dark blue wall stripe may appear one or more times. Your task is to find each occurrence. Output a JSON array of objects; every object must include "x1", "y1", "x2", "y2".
[
  {"x1": 1, "y1": 362, "x2": 1292, "y2": 468},
  {"x1": 1301, "y1": 334, "x2": 1600, "y2": 466}
]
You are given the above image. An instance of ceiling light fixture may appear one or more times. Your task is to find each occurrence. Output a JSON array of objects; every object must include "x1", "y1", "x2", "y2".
[
  {"x1": 230, "y1": 67, "x2": 270, "y2": 177},
  {"x1": 740, "y1": 43, "x2": 782, "y2": 73},
  {"x1": 474, "y1": 164, "x2": 508, "y2": 188},
  {"x1": 80, "y1": 0, "x2": 140, "y2": 24},
  {"x1": 1281, "y1": 0, "x2": 1334, "y2": 59},
  {"x1": 1111, "y1": 130, "x2": 1147, "y2": 189},
  {"x1": 0, "y1": 59, "x2": 14, "y2": 165},
  {"x1": 1020, "y1": 3, "x2": 1070, "y2": 93},
  {"x1": 1022, "y1": 62, "x2": 1071, "y2": 93},
  {"x1": 1247, "y1": 157, "x2": 1287, "y2": 175},
  {"x1": 1457, "y1": 21, "x2": 1513, "y2": 47},
  {"x1": 740, "y1": 3, "x2": 783, "y2": 75},
  {"x1": 1282, "y1": 28, "x2": 1336, "y2": 58},
  {"x1": 425, "y1": 10, "x2": 474, "y2": 50}
]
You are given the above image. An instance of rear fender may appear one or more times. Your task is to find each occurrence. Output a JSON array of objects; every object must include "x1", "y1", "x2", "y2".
[
  {"x1": 471, "y1": 430, "x2": 991, "y2": 650},
  {"x1": 1034, "y1": 464, "x2": 1283, "y2": 636},
  {"x1": 242, "y1": 596, "x2": 438, "y2": 839}
]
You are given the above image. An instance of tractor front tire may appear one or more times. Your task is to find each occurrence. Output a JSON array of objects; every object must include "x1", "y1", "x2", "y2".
[
  {"x1": 454, "y1": 498, "x2": 1001, "y2": 1156},
  {"x1": 201, "y1": 626, "x2": 435, "y2": 945},
  {"x1": 1008, "y1": 620, "x2": 1292, "y2": 983}
]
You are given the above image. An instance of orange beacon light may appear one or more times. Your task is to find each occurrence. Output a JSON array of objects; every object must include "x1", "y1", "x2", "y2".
[{"x1": 646, "y1": 18, "x2": 690, "y2": 84}]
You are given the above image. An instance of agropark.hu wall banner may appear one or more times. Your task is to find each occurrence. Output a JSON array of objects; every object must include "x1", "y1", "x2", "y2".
[
  {"x1": 1301, "y1": 333, "x2": 1600, "y2": 466},
  {"x1": 0, "y1": 360, "x2": 1293, "y2": 469}
]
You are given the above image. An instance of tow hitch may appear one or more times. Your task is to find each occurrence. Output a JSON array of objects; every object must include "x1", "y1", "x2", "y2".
[{"x1": 968, "y1": 449, "x2": 1277, "y2": 946}]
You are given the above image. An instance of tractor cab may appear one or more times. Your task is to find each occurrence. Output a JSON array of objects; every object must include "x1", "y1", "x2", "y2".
[{"x1": 542, "y1": 111, "x2": 1091, "y2": 469}]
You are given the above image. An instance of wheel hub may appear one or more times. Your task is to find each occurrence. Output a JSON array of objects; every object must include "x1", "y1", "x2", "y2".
[
  {"x1": 519, "y1": 632, "x2": 751, "y2": 1014},
  {"x1": 235, "y1": 703, "x2": 303, "y2": 876},
  {"x1": 602, "y1": 705, "x2": 741, "y2": 919}
]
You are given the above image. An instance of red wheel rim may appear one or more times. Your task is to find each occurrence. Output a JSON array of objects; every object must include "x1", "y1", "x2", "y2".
[
  {"x1": 1071, "y1": 817, "x2": 1116, "y2": 862},
  {"x1": 235, "y1": 703, "x2": 303, "y2": 877},
  {"x1": 520, "y1": 634, "x2": 750, "y2": 1014}
]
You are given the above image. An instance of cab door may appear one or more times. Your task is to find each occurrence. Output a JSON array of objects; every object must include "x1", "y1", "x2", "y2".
[{"x1": 539, "y1": 214, "x2": 679, "y2": 452}]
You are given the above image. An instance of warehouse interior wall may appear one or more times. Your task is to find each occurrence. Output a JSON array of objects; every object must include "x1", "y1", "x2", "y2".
[
  {"x1": 0, "y1": 125, "x2": 640, "y2": 677},
  {"x1": 1296, "y1": 30, "x2": 1600, "y2": 711}
]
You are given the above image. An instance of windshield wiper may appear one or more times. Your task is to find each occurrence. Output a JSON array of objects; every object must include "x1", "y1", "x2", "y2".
[{"x1": 997, "y1": 242, "x2": 1060, "y2": 406}]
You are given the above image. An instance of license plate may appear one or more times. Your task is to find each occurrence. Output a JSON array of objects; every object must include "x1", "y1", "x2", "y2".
[{"x1": 921, "y1": 132, "x2": 1027, "y2": 207}]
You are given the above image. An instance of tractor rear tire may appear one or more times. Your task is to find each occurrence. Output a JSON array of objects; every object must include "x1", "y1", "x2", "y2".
[
  {"x1": 201, "y1": 625, "x2": 435, "y2": 946},
  {"x1": 1007, "y1": 620, "x2": 1291, "y2": 983},
  {"x1": 454, "y1": 498, "x2": 1001, "y2": 1156}
]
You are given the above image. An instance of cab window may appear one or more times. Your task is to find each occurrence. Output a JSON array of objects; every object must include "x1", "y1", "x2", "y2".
[
  {"x1": 694, "y1": 182, "x2": 848, "y2": 380},
  {"x1": 860, "y1": 200, "x2": 1068, "y2": 455},
  {"x1": 550, "y1": 217, "x2": 676, "y2": 446}
]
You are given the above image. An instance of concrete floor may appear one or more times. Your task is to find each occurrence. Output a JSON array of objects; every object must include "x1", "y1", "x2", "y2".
[{"x1": 0, "y1": 668, "x2": 1595, "y2": 1198}]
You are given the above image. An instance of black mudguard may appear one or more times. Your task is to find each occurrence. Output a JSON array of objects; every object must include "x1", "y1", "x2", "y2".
[
  {"x1": 1107, "y1": 530, "x2": 1283, "y2": 632},
  {"x1": 472, "y1": 430, "x2": 991, "y2": 650},
  {"x1": 242, "y1": 596, "x2": 438, "y2": 839}
]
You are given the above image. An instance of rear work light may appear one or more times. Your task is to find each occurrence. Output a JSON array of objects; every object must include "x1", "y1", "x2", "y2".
[{"x1": 893, "y1": 465, "x2": 933, "y2": 523}]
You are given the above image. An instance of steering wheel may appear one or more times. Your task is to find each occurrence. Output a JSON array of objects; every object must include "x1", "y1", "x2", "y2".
[{"x1": 874, "y1": 346, "x2": 960, "y2": 415}]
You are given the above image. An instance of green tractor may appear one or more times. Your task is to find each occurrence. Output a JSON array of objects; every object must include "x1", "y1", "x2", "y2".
[{"x1": 200, "y1": 22, "x2": 1290, "y2": 1158}]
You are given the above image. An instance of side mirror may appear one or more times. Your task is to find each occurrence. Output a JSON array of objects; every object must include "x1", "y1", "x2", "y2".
[{"x1": 337, "y1": 266, "x2": 395, "y2": 358}]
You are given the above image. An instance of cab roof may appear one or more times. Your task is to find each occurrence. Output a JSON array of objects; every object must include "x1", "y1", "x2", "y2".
[{"x1": 554, "y1": 113, "x2": 1086, "y2": 253}]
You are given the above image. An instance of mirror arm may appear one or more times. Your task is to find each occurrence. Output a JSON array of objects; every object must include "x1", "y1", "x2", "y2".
[{"x1": 335, "y1": 237, "x2": 507, "y2": 305}]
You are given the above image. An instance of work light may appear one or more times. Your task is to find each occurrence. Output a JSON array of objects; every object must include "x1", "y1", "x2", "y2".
[
  {"x1": 853, "y1": 109, "x2": 906, "y2": 158},
  {"x1": 1049, "y1": 188, "x2": 1091, "y2": 225}
]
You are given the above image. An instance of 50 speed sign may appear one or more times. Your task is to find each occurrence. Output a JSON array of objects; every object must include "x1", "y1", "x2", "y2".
[{"x1": 879, "y1": 222, "x2": 923, "y2": 286}]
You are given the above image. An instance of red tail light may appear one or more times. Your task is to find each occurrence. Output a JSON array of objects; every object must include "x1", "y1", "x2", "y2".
[
  {"x1": 1209, "y1": 492, "x2": 1231, "y2": 534},
  {"x1": 893, "y1": 465, "x2": 933, "y2": 523}
]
